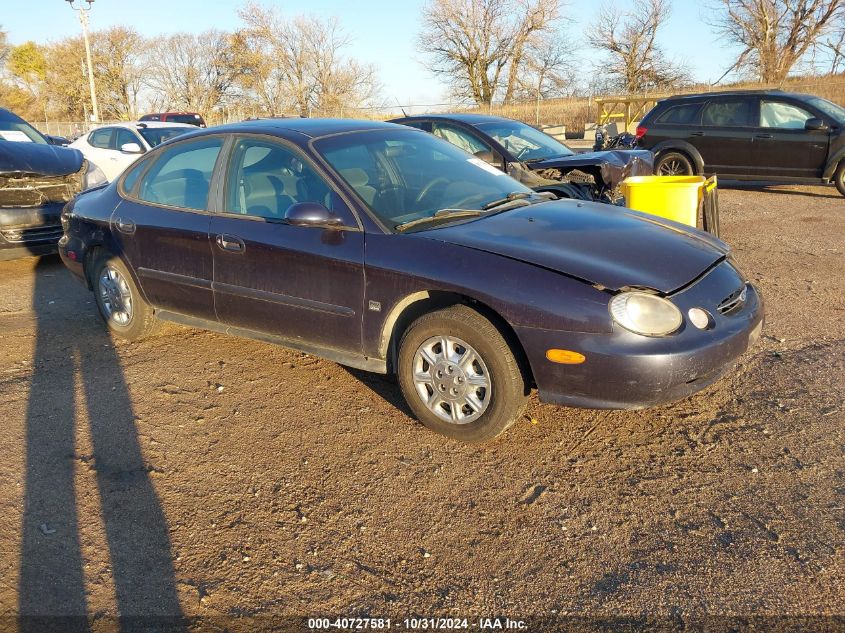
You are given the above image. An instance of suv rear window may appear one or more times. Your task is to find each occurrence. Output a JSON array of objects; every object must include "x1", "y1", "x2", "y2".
[
  {"x1": 654, "y1": 104, "x2": 702, "y2": 125},
  {"x1": 701, "y1": 100, "x2": 754, "y2": 127}
]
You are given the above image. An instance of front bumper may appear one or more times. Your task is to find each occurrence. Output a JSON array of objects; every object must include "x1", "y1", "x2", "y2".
[
  {"x1": 0, "y1": 203, "x2": 64, "y2": 261},
  {"x1": 518, "y1": 266, "x2": 764, "y2": 410}
]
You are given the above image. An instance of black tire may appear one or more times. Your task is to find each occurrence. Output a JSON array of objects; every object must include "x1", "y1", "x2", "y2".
[
  {"x1": 397, "y1": 304, "x2": 528, "y2": 443},
  {"x1": 835, "y1": 161, "x2": 845, "y2": 197},
  {"x1": 91, "y1": 252, "x2": 159, "y2": 341},
  {"x1": 654, "y1": 151, "x2": 694, "y2": 176}
]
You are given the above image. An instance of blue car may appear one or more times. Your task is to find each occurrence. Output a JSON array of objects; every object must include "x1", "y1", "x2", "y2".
[{"x1": 59, "y1": 118, "x2": 763, "y2": 442}]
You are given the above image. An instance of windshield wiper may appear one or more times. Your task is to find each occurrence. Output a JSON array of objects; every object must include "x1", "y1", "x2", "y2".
[
  {"x1": 481, "y1": 191, "x2": 533, "y2": 211},
  {"x1": 394, "y1": 208, "x2": 484, "y2": 232}
]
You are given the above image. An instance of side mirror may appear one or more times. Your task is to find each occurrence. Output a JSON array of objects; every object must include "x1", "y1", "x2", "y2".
[
  {"x1": 120, "y1": 142, "x2": 144, "y2": 154},
  {"x1": 285, "y1": 201, "x2": 343, "y2": 228},
  {"x1": 805, "y1": 117, "x2": 827, "y2": 131}
]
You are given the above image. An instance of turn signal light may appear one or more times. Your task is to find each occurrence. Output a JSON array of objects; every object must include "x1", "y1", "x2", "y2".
[{"x1": 546, "y1": 349, "x2": 586, "y2": 364}]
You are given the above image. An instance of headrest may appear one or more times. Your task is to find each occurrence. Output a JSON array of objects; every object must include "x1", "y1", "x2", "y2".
[{"x1": 341, "y1": 167, "x2": 369, "y2": 188}]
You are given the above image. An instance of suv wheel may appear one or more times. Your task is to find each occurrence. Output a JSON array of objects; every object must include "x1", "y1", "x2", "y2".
[
  {"x1": 655, "y1": 151, "x2": 694, "y2": 176},
  {"x1": 835, "y1": 161, "x2": 845, "y2": 197},
  {"x1": 92, "y1": 252, "x2": 159, "y2": 341},
  {"x1": 397, "y1": 305, "x2": 528, "y2": 443}
]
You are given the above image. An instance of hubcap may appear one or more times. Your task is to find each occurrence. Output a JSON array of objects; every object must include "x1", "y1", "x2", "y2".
[
  {"x1": 98, "y1": 266, "x2": 133, "y2": 326},
  {"x1": 659, "y1": 159, "x2": 686, "y2": 176},
  {"x1": 412, "y1": 335, "x2": 491, "y2": 424}
]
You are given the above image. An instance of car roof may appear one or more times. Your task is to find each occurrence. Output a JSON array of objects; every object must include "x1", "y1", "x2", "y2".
[
  {"x1": 393, "y1": 113, "x2": 511, "y2": 125},
  {"x1": 142, "y1": 111, "x2": 203, "y2": 116},
  {"x1": 658, "y1": 89, "x2": 819, "y2": 103},
  {"x1": 95, "y1": 121, "x2": 196, "y2": 130},
  {"x1": 205, "y1": 117, "x2": 409, "y2": 139}
]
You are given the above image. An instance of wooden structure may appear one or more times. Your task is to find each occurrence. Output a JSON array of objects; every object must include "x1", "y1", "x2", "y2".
[{"x1": 594, "y1": 95, "x2": 668, "y2": 130}]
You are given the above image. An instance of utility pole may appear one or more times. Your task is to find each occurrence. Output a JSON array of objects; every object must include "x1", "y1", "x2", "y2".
[{"x1": 66, "y1": 0, "x2": 99, "y2": 123}]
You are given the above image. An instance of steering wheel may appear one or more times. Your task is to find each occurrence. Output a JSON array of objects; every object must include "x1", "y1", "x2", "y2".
[{"x1": 414, "y1": 177, "x2": 450, "y2": 206}]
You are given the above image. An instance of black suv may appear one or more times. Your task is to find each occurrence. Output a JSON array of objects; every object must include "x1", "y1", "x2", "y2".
[{"x1": 637, "y1": 90, "x2": 845, "y2": 196}]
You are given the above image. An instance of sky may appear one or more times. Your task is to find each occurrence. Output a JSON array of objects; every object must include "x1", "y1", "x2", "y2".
[{"x1": 2, "y1": 0, "x2": 740, "y2": 106}]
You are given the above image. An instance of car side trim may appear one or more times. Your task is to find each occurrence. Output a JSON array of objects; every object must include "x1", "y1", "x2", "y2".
[
  {"x1": 156, "y1": 310, "x2": 385, "y2": 373},
  {"x1": 212, "y1": 281, "x2": 356, "y2": 317},
  {"x1": 137, "y1": 267, "x2": 212, "y2": 290}
]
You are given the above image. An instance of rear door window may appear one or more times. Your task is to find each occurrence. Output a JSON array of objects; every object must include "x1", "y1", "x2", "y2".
[
  {"x1": 654, "y1": 103, "x2": 702, "y2": 125},
  {"x1": 701, "y1": 100, "x2": 754, "y2": 127},
  {"x1": 136, "y1": 137, "x2": 223, "y2": 210},
  {"x1": 431, "y1": 123, "x2": 492, "y2": 155}
]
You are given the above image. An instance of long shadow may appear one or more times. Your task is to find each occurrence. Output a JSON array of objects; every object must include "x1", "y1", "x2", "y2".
[
  {"x1": 18, "y1": 257, "x2": 184, "y2": 632},
  {"x1": 718, "y1": 180, "x2": 840, "y2": 199}
]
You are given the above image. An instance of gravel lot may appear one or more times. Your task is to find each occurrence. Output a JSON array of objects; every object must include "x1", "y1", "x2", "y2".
[{"x1": 0, "y1": 183, "x2": 843, "y2": 631}]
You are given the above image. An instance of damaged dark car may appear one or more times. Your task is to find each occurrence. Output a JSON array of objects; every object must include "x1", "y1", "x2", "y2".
[
  {"x1": 391, "y1": 113, "x2": 654, "y2": 203},
  {"x1": 0, "y1": 108, "x2": 107, "y2": 260}
]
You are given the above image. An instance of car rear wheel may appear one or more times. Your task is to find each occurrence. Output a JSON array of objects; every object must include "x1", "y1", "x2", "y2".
[
  {"x1": 397, "y1": 305, "x2": 528, "y2": 443},
  {"x1": 835, "y1": 161, "x2": 845, "y2": 197},
  {"x1": 92, "y1": 252, "x2": 159, "y2": 341},
  {"x1": 655, "y1": 151, "x2": 694, "y2": 176}
]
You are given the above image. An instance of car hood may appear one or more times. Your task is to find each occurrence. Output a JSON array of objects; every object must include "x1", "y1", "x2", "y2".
[
  {"x1": 420, "y1": 200, "x2": 729, "y2": 294},
  {"x1": 0, "y1": 141, "x2": 84, "y2": 177},
  {"x1": 526, "y1": 149, "x2": 654, "y2": 188}
]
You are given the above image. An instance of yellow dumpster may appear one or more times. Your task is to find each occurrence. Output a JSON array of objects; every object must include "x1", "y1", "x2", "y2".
[{"x1": 621, "y1": 176, "x2": 706, "y2": 228}]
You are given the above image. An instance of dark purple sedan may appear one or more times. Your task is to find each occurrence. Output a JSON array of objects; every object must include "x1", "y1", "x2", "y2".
[{"x1": 58, "y1": 118, "x2": 763, "y2": 443}]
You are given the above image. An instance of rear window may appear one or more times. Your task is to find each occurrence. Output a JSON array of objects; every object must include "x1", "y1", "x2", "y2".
[
  {"x1": 167, "y1": 114, "x2": 204, "y2": 126},
  {"x1": 654, "y1": 103, "x2": 702, "y2": 125},
  {"x1": 701, "y1": 100, "x2": 754, "y2": 127}
]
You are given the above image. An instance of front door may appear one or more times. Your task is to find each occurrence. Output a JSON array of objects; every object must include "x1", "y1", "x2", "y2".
[
  {"x1": 751, "y1": 98, "x2": 831, "y2": 179},
  {"x1": 694, "y1": 98, "x2": 757, "y2": 175},
  {"x1": 210, "y1": 136, "x2": 365, "y2": 355},
  {"x1": 112, "y1": 135, "x2": 224, "y2": 322}
]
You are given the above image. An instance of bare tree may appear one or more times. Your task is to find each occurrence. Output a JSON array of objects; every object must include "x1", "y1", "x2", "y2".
[
  {"x1": 95, "y1": 27, "x2": 145, "y2": 120},
  {"x1": 0, "y1": 27, "x2": 9, "y2": 65},
  {"x1": 418, "y1": 0, "x2": 567, "y2": 105},
  {"x1": 143, "y1": 30, "x2": 239, "y2": 115},
  {"x1": 235, "y1": 3, "x2": 380, "y2": 117},
  {"x1": 824, "y1": 26, "x2": 845, "y2": 72},
  {"x1": 709, "y1": 0, "x2": 844, "y2": 83},
  {"x1": 588, "y1": 0, "x2": 689, "y2": 94}
]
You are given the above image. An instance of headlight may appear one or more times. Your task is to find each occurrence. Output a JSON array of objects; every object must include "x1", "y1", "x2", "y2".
[
  {"x1": 609, "y1": 291, "x2": 683, "y2": 336},
  {"x1": 82, "y1": 161, "x2": 107, "y2": 190}
]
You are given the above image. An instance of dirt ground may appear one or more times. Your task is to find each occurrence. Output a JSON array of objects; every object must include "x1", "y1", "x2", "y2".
[{"x1": 0, "y1": 183, "x2": 843, "y2": 632}]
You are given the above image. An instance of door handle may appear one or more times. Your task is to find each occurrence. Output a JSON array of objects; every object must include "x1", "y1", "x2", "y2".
[
  {"x1": 114, "y1": 218, "x2": 136, "y2": 234},
  {"x1": 754, "y1": 133, "x2": 773, "y2": 139},
  {"x1": 690, "y1": 131, "x2": 705, "y2": 137},
  {"x1": 216, "y1": 234, "x2": 245, "y2": 253}
]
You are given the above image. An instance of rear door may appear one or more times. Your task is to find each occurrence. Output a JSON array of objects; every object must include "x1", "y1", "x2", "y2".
[
  {"x1": 751, "y1": 98, "x2": 830, "y2": 179},
  {"x1": 209, "y1": 135, "x2": 365, "y2": 354},
  {"x1": 695, "y1": 97, "x2": 758, "y2": 175},
  {"x1": 112, "y1": 135, "x2": 224, "y2": 321},
  {"x1": 85, "y1": 127, "x2": 116, "y2": 174}
]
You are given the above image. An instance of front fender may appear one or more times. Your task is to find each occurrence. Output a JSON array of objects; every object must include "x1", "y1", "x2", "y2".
[{"x1": 823, "y1": 147, "x2": 845, "y2": 180}]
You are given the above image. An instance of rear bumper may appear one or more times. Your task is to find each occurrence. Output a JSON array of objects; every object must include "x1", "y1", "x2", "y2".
[
  {"x1": 57, "y1": 234, "x2": 87, "y2": 286},
  {"x1": 517, "y1": 283, "x2": 764, "y2": 410},
  {"x1": 0, "y1": 204, "x2": 64, "y2": 260}
]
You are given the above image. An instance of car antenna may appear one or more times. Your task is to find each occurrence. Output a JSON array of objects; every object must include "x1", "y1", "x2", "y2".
[{"x1": 395, "y1": 98, "x2": 408, "y2": 117}]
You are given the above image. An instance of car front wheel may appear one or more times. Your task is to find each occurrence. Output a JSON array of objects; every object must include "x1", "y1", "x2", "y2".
[
  {"x1": 397, "y1": 305, "x2": 528, "y2": 443},
  {"x1": 655, "y1": 151, "x2": 694, "y2": 176},
  {"x1": 92, "y1": 252, "x2": 159, "y2": 341}
]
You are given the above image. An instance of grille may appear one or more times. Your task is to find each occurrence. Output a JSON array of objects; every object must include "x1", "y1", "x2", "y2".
[
  {"x1": 1, "y1": 225, "x2": 63, "y2": 244},
  {"x1": 0, "y1": 162, "x2": 86, "y2": 208},
  {"x1": 717, "y1": 284, "x2": 747, "y2": 315}
]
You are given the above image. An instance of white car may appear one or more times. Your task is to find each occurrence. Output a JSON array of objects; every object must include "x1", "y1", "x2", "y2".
[{"x1": 69, "y1": 121, "x2": 195, "y2": 182}]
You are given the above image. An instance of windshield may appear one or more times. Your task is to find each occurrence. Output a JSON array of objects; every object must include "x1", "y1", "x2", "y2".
[
  {"x1": 139, "y1": 127, "x2": 191, "y2": 147},
  {"x1": 805, "y1": 96, "x2": 845, "y2": 123},
  {"x1": 0, "y1": 114, "x2": 48, "y2": 144},
  {"x1": 476, "y1": 120, "x2": 573, "y2": 161},
  {"x1": 314, "y1": 128, "x2": 535, "y2": 231}
]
